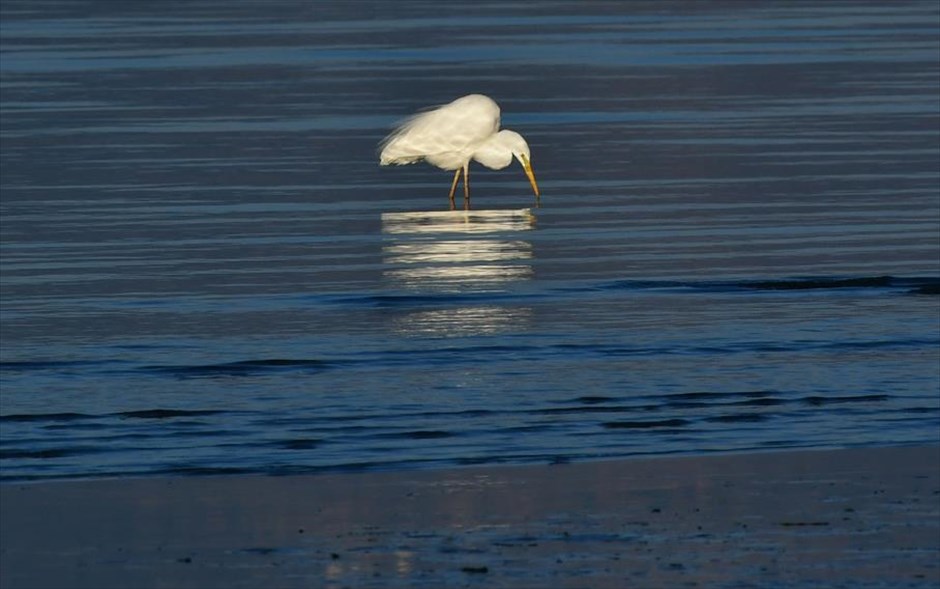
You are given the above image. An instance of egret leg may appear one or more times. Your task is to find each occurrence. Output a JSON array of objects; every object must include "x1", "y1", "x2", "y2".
[
  {"x1": 448, "y1": 168, "x2": 461, "y2": 210},
  {"x1": 462, "y1": 164, "x2": 471, "y2": 210}
]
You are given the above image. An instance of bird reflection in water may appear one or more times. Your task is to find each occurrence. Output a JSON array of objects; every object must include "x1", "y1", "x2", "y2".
[{"x1": 382, "y1": 209, "x2": 535, "y2": 336}]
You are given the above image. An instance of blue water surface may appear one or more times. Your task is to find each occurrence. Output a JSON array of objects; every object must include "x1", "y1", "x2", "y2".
[{"x1": 1, "y1": 0, "x2": 938, "y2": 481}]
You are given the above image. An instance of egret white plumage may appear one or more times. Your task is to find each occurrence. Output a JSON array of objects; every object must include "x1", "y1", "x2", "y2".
[{"x1": 379, "y1": 94, "x2": 540, "y2": 209}]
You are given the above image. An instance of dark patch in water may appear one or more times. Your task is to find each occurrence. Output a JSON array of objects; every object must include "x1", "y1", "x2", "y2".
[
  {"x1": 0, "y1": 361, "x2": 102, "y2": 372},
  {"x1": 741, "y1": 276, "x2": 894, "y2": 290},
  {"x1": 539, "y1": 405, "x2": 642, "y2": 416},
  {"x1": 0, "y1": 412, "x2": 93, "y2": 423},
  {"x1": 903, "y1": 406, "x2": 940, "y2": 414},
  {"x1": 664, "y1": 391, "x2": 779, "y2": 409},
  {"x1": 593, "y1": 279, "x2": 688, "y2": 292},
  {"x1": 667, "y1": 391, "x2": 774, "y2": 401},
  {"x1": 117, "y1": 409, "x2": 222, "y2": 419},
  {"x1": 574, "y1": 396, "x2": 618, "y2": 404},
  {"x1": 731, "y1": 397, "x2": 784, "y2": 407},
  {"x1": 461, "y1": 566, "x2": 489, "y2": 574},
  {"x1": 0, "y1": 448, "x2": 86, "y2": 459},
  {"x1": 603, "y1": 419, "x2": 690, "y2": 429},
  {"x1": 802, "y1": 395, "x2": 890, "y2": 406},
  {"x1": 706, "y1": 414, "x2": 768, "y2": 423},
  {"x1": 241, "y1": 547, "x2": 278, "y2": 555},
  {"x1": 909, "y1": 283, "x2": 940, "y2": 295},
  {"x1": 595, "y1": 276, "x2": 940, "y2": 295},
  {"x1": 275, "y1": 438, "x2": 321, "y2": 450},
  {"x1": 379, "y1": 430, "x2": 454, "y2": 440},
  {"x1": 145, "y1": 359, "x2": 328, "y2": 378}
]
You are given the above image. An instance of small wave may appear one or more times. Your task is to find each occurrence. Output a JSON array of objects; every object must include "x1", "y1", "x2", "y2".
[
  {"x1": 117, "y1": 409, "x2": 222, "y2": 419},
  {"x1": 910, "y1": 282, "x2": 940, "y2": 295},
  {"x1": 706, "y1": 413, "x2": 769, "y2": 423},
  {"x1": 567, "y1": 395, "x2": 619, "y2": 404},
  {"x1": 740, "y1": 276, "x2": 896, "y2": 290},
  {"x1": 801, "y1": 394, "x2": 890, "y2": 406},
  {"x1": 602, "y1": 419, "x2": 690, "y2": 429},
  {"x1": 144, "y1": 358, "x2": 329, "y2": 378},
  {"x1": 0, "y1": 447, "x2": 97, "y2": 459},
  {"x1": 272, "y1": 438, "x2": 322, "y2": 450},
  {"x1": 730, "y1": 397, "x2": 786, "y2": 407},
  {"x1": 1, "y1": 409, "x2": 224, "y2": 423},
  {"x1": 377, "y1": 430, "x2": 455, "y2": 440},
  {"x1": 0, "y1": 412, "x2": 94, "y2": 423},
  {"x1": 593, "y1": 275, "x2": 939, "y2": 295},
  {"x1": 663, "y1": 390, "x2": 781, "y2": 409},
  {"x1": 539, "y1": 405, "x2": 644, "y2": 416},
  {"x1": 0, "y1": 360, "x2": 116, "y2": 373},
  {"x1": 666, "y1": 390, "x2": 775, "y2": 402}
]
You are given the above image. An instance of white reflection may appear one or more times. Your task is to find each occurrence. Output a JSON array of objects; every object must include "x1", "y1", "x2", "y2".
[
  {"x1": 385, "y1": 240, "x2": 533, "y2": 290},
  {"x1": 381, "y1": 209, "x2": 536, "y2": 336},
  {"x1": 390, "y1": 305, "x2": 533, "y2": 337},
  {"x1": 384, "y1": 239, "x2": 532, "y2": 265},
  {"x1": 382, "y1": 209, "x2": 535, "y2": 292},
  {"x1": 382, "y1": 209, "x2": 535, "y2": 235}
]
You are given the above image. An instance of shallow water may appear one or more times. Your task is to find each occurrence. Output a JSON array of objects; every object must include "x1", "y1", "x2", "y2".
[{"x1": 1, "y1": 0, "x2": 938, "y2": 481}]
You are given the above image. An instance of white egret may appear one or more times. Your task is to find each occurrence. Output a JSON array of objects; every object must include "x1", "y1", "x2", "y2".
[{"x1": 379, "y1": 94, "x2": 540, "y2": 210}]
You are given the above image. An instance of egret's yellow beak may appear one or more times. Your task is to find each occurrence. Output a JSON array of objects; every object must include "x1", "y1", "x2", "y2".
[{"x1": 520, "y1": 154, "x2": 540, "y2": 199}]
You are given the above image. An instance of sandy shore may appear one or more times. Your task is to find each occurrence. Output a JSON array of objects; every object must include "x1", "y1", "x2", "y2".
[{"x1": 2, "y1": 445, "x2": 938, "y2": 589}]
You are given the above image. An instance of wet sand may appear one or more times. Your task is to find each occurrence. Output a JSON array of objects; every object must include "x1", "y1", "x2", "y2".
[{"x1": 2, "y1": 446, "x2": 938, "y2": 588}]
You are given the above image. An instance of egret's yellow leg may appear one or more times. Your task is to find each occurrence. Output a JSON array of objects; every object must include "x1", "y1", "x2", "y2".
[
  {"x1": 448, "y1": 168, "x2": 461, "y2": 210},
  {"x1": 462, "y1": 164, "x2": 471, "y2": 210}
]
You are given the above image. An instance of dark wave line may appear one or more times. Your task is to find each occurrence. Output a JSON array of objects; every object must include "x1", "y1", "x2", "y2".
[
  {"x1": 252, "y1": 408, "x2": 495, "y2": 428},
  {"x1": 0, "y1": 447, "x2": 100, "y2": 460},
  {"x1": 312, "y1": 273, "x2": 939, "y2": 310},
  {"x1": 0, "y1": 412, "x2": 95, "y2": 423},
  {"x1": 801, "y1": 394, "x2": 890, "y2": 406},
  {"x1": 538, "y1": 405, "x2": 657, "y2": 416},
  {"x1": 603, "y1": 419, "x2": 691, "y2": 429},
  {"x1": 730, "y1": 397, "x2": 787, "y2": 407},
  {"x1": 376, "y1": 430, "x2": 455, "y2": 440},
  {"x1": 272, "y1": 438, "x2": 322, "y2": 450},
  {"x1": 595, "y1": 275, "x2": 939, "y2": 295},
  {"x1": 737, "y1": 276, "x2": 938, "y2": 294},
  {"x1": 1, "y1": 387, "x2": 896, "y2": 431},
  {"x1": 665, "y1": 390, "x2": 775, "y2": 402},
  {"x1": 741, "y1": 276, "x2": 896, "y2": 290},
  {"x1": 572, "y1": 395, "x2": 619, "y2": 404},
  {"x1": 1, "y1": 408, "x2": 226, "y2": 423},
  {"x1": 240, "y1": 390, "x2": 894, "y2": 430},
  {"x1": 117, "y1": 409, "x2": 222, "y2": 419},
  {"x1": 143, "y1": 358, "x2": 330, "y2": 378},
  {"x1": 705, "y1": 413, "x2": 769, "y2": 423},
  {"x1": 0, "y1": 360, "x2": 102, "y2": 372}
]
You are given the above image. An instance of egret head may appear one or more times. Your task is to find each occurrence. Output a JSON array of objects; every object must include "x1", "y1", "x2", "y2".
[{"x1": 498, "y1": 130, "x2": 540, "y2": 198}]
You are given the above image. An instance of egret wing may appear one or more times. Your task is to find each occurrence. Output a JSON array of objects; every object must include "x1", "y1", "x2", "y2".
[{"x1": 379, "y1": 95, "x2": 500, "y2": 169}]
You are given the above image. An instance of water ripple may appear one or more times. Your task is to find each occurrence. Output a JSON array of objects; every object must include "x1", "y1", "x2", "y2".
[{"x1": 1, "y1": 0, "x2": 937, "y2": 481}]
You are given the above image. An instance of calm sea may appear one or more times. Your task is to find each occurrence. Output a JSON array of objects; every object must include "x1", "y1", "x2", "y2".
[{"x1": 1, "y1": 0, "x2": 938, "y2": 481}]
